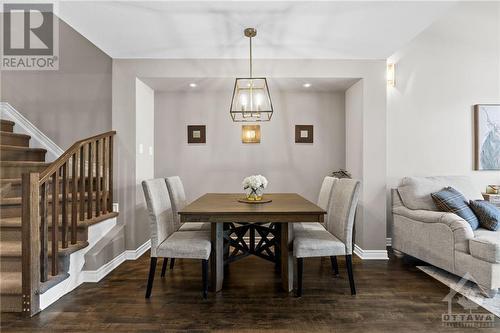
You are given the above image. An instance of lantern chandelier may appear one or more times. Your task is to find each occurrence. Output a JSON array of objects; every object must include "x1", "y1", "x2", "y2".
[{"x1": 230, "y1": 28, "x2": 273, "y2": 122}]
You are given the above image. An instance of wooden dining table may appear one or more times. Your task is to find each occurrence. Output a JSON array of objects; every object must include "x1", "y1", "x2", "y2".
[{"x1": 179, "y1": 193, "x2": 326, "y2": 293}]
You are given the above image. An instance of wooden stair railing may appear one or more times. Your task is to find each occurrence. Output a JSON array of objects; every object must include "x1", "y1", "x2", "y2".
[{"x1": 21, "y1": 131, "x2": 116, "y2": 316}]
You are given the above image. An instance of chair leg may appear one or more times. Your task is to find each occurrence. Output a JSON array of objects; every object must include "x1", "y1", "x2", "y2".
[
  {"x1": 296, "y1": 258, "x2": 304, "y2": 297},
  {"x1": 345, "y1": 254, "x2": 356, "y2": 295},
  {"x1": 202, "y1": 259, "x2": 209, "y2": 299},
  {"x1": 170, "y1": 258, "x2": 175, "y2": 270},
  {"x1": 145, "y1": 257, "x2": 157, "y2": 298},
  {"x1": 330, "y1": 256, "x2": 339, "y2": 277},
  {"x1": 161, "y1": 258, "x2": 168, "y2": 277}
]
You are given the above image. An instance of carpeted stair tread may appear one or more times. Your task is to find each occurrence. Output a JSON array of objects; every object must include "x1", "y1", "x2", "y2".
[
  {"x1": 0, "y1": 272, "x2": 22, "y2": 294},
  {"x1": 0, "y1": 241, "x2": 21, "y2": 257},
  {"x1": 0, "y1": 240, "x2": 89, "y2": 258},
  {"x1": 0, "y1": 211, "x2": 118, "y2": 229},
  {"x1": 0, "y1": 191, "x2": 108, "y2": 206},
  {"x1": 0, "y1": 145, "x2": 47, "y2": 152}
]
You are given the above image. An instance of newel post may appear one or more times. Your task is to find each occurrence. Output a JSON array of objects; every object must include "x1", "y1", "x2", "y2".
[{"x1": 21, "y1": 173, "x2": 41, "y2": 317}]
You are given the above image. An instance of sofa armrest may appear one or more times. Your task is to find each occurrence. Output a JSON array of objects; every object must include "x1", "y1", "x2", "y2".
[
  {"x1": 393, "y1": 206, "x2": 475, "y2": 251},
  {"x1": 469, "y1": 238, "x2": 500, "y2": 264}
]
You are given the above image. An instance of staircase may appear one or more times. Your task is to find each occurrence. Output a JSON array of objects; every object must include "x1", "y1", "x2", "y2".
[
  {"x1": 1, "y1": 119, "x2": 49, "y2": 312},
  {"x1": 0, "y1": 118, "x2": 117, "y2": 315}
]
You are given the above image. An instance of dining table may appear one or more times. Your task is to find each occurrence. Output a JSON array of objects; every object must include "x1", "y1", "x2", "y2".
[{"x1": 178, "y1": 193, "x2": 326, "y2": 293}]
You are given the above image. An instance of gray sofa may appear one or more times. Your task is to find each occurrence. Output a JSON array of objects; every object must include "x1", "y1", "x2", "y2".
[{"x1": 392, "y1": 176, "x2": 500, "y2": 296}]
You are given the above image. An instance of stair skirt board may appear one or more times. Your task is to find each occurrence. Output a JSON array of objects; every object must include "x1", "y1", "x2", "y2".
[
  {"x1": 39, "y1": 216, "x2": 117, "y2": 310},
  {"x1": 39, "y1": 219, "x2": 150, "y2": 310}
]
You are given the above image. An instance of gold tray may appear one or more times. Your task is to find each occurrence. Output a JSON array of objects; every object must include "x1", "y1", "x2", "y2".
[{"x1": 237, "y1": 197, "x2": 272, "y2": 204}]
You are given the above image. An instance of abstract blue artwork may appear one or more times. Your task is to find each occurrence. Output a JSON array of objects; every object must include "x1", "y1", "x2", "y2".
[{"x1": 475, "y1": 104, "x2": 500, "y2": 170}]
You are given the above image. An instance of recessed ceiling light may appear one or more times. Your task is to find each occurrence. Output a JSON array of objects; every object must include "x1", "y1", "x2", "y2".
[
  {"x1": 189, "y1": 83, "x2": 197, "y2": 88},
  {"x1": 303, "y1": 83, "x2": 311, "y2": 88}
]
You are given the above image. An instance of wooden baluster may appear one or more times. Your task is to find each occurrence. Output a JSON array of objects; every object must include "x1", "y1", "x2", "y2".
[
  {"x1": 40, "y1": 182, "x2": 48, "y2": 282},
  {"x1": 87, "y1": 142, "x2": 94, "y2": 219},
  {"x1": 79, "y1": 146, "x2": 85, "y2": 221},
  {"x1": 71, "y1": 154, "x2": 78, "y2": 244},
  {"x1": 108, "y1": 136, "x2": 113, "y2": 212},
  {"x1": 102, "y1": 137, "x2": 109, "y2": 214},
  {"x1": 61, "y1": 163, "x2": 69, "y2": 248},
  {"x1": 51, "y1": 171, "x2": 59, "y2": 276},
  {"x1": 21, "y1": 173, "x2": 41, "y2": 316},
  {"x1": 95, "y1": 139, "x2": 101, "y2": 217}
]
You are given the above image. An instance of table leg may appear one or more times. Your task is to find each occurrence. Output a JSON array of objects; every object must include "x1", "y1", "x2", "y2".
[
  {"x1": 210, "y1": 222, "x2": 224, "y2": 292},
  {"x1": 280, "y1": 222, "x2": 294, "y2": 292}
]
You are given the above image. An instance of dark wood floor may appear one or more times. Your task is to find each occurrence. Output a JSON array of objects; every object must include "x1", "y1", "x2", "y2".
[{"x1": 1, "y1": 250, "x2": 498, "y2": 332}]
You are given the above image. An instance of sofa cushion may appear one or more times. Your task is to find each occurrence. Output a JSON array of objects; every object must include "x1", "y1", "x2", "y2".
[
  {"x1": 398, "y1": 176, "x2": 483, "y2": 211},
  {"x1": 431, "y1": 187, "x2": 479, "y2": 230},
  {"x1": 469, "y1": 230, "x2": 500, "y2": 263},
  {"x1": 469, "y1": 200, "x2": 500, "y2": 231}
]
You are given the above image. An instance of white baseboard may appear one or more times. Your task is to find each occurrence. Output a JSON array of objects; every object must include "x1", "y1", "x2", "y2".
[
  {"x1": 243, "y1": 235, "x2": 390, "y2": 260},
  {"x1": 0, "y1": 102, "x2": 63, "y2": 161},
  {"x1": 81, "y1": 239, "x2": 151, "y2": 283},
  {"x1": 125, "y1": 239, "x2": 151, "y2": 260},
  {"x1": 353, "y1": 244, "x2": 389, "y2": 260}
]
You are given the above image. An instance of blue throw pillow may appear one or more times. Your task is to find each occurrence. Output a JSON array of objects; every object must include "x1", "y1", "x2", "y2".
[
  {"x1": 431, "y1": 187, "x2": 479, "y2": 230},
  {"x1": 469, "y1": 200, "x2": 500, "y2": 231}
]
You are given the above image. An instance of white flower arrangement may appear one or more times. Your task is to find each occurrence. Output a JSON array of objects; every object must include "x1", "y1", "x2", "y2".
[{"x1": 242, "y1": 175, "x2": 268, "y2": 191}]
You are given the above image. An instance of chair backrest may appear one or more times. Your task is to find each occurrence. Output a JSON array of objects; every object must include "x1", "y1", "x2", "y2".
[
  {"x1": 142, "y1": 178, "x2": 176, "y2": 257},
  {"x1": 317, "y1": 176, "x2": 338, "y2": 210},
  {"x1": 326, "y1": 178, "x2": 361, "y2": 254},
  {"x1": 165, "y1": 176, "x2": 187, "y2": 230}
]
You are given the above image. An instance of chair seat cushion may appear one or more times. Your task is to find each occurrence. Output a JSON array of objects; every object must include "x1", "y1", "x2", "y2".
[
  {"x1": 157, "y1": 231, "x2": 211, "y2": 260},
  {"x1": 293, "y1": 222, "x2": 326, "y2": 233},
  {"x1": 293, "y1": 229, "x2": 346, "y2": 258},
  {"x1": 179, "y1": 222, "x2": 211, "y2": 231}
]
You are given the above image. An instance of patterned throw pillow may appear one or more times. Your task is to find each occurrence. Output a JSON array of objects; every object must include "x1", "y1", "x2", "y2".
[
  {"x1": 469, "y1": 200, "x2": 500, "y2": 231},
  {"x1": 431, "y1": 187, "x2": 479, "y2": 230}
]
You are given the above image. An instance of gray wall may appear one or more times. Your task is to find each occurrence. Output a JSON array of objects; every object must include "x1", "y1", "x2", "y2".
[
  {"x1": 1, "y1": 16, "x2": 112, "y2": 149},
  {"x1": 155, "y1": 88, "x2": 346, "y2": 203},
  {"x1": 113, "y1": 59, "x2": 386, "y2": 253}
]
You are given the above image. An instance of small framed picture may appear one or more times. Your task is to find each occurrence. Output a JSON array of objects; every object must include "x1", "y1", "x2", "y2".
[
  {"x1": 187, "y1": 125, "x2": 206, "y2": 144},
  {"x1": 242, "y1": 125, "x2": 260, "y2": 144},
  {"x1": 295, "y1": 125, "x2": 313, "y2": 143}
]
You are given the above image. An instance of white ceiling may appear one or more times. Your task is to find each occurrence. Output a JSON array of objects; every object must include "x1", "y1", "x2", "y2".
[
  {"x1": 141, "y1": 77, "x2": 360, "y2": 92},
  {"x1": 56, "y1": 1, "x2": 456, "y2": 59}
]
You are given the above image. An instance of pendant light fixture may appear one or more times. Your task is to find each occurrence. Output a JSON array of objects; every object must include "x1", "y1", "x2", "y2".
[{"x1": 230, "y1": 28, "x2": 273, "y2": 122}]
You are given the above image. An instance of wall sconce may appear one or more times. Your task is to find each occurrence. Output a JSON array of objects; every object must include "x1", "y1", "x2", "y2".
[
  {"x1": 242, "y1": 125, "x2": 260, "y2": 143},
  {"x1": 387, "y1": 63, "x2": 395, "y2": 87}
]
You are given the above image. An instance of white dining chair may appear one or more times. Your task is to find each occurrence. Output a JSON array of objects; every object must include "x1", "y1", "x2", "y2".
[
  {"x1": 142, "y1": 178, "x2": 211, "y2": 299},
  {"x1": 293, "y1": 176, "x2": 338, "y2": 233},
  {"x1": 293, "y1": 178, "x2": 360, "y2": 297}
]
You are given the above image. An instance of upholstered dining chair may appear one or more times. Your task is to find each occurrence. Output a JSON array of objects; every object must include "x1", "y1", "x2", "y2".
[
  {"x1": 142, "y1": 178, "x2": 211, "y2": 299},
  {"x1": 166, "y1": 176, "x2": 211, "y2": 232},
  {"x1": 165, "y1": 176, "x2": 211, "y2": 270},
  {"x1": 293, "y1": 176, "x2": 338, "y2": 233},
  {"x1": 293, "y1": 178, "x2": 360, "y2": 297}
]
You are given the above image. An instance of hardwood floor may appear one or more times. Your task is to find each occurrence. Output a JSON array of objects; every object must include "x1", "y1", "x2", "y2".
[{"x1": 1, "y1": 250, "x2": 498, "y2": 332}]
